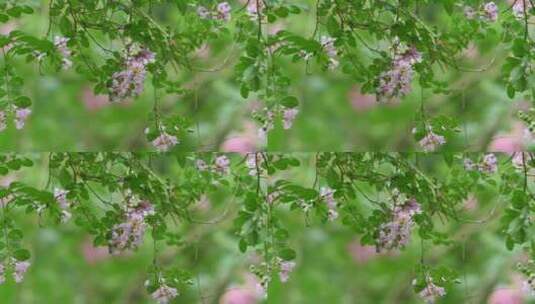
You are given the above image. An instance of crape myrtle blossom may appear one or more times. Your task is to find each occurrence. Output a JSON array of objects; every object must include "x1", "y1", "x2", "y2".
[
  {"x1": 197, "y1": 2, "x2": 232, "y2": 21},
  {"x1": 14, "y1": 107, "x2": 31, "y2": 130},
  {"x1": 418, "y1": 128, "x2": 446, "y2": 152},
  {"x1": 151, "y1": 284, "x2": 179, "y2": 304},
  {"x1": 483, "y1": 2, "x2": 499, "y2": 22},
  {"x1": 522, "y1": 274, "x2": 535, "y2": 296},
  {"x1": 377, "y1": 44, "x2": 422, "y2": 102},
  {"x1": 377, "y1": 198, "x2": 421, "y2": 252},
  {"x1": 320, "y1": 36, "x2": 339, "y2": 70},
  {"x1": 214, "y1": 155, "x2": 231, "y2": 175},
  {"x1": 464, "y1": 153, "x2": 498, "y2": 174},
  {"x1": 0, "y1": 111, "x2": 6, "y2": 132},
  {"x1": 246, "y1": 0, "x2": 264, "y2": 20},
  {"x1": 320, "y1": 187, "x2": 338, "y2": 221},
  {"x1": 109, "y1": 199, "x2": 155, "y2": 255},
  {"x1": 464, "y1": 2, "x2": 499, "y2": 22},
  {"x1": 0, "y1": 263, "x2": 4, "y2": 284},
  {"x1": 246, "y1": 153, "x2": 263, "y2": 176},
  {"x1": 109, "y1": 45, "x2": 155, "y2": 102},
  {"x1": 0, "y1": 107, "x2": 32, "y2": 132},
  {"x1": 278, "y1": 258, "x2": 296, "y2": 283},
  {"x1": 414, "y1": 277, "x2": 446, "y2": 304},
  {"x1": 0, "y1": 259, "x2": 31, "y2": 284},
  {"x1": 54, "y1": 188, "x2": 74, "y2": 222},
  {"x1": 152, "y1": 132, "x2": 179, "y2": 152},
  {"x1": 513, "y1": 1, "x2": 532, "y2": 19},
  {"x1": 13, "y1": 260, "x2": 30, "y2": 283},
  {"x1": 54, "y1": 36, "x2": 72, "y2": 70},
  {"x1": 256, "y1": 108, "x2": 274, "y2": 141},
  {"x1": 480, "y1": 153, "x2": 498, "y2": 174},
  {"x1": 216, "y1": 2, "x2": 232, "y2": 21},
  {"x1": 196, "y1": 156, "x2": 232, "y2": 175},
  {"x1": 282, "y1": 108, "x2": 299, "y2": 130}
]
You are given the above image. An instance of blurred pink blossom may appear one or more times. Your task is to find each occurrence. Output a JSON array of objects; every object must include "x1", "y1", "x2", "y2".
[
  {"x1": 463, "y1": 194, "x2": 478, "y2": 211},
  {"x1": 347, "y1": 87, "x2": 376, "y2": 111},
  {"x1": 221, "y1": 122, "x2": 259, "y2": 154},
  {"x1": 81, "y1": 87, "x2": 110, "y2": 111},
  {"x1": 489, "y1": 288, "x2": 524, "y2": 304},
  {"x1": 489, "y1": 122, "x2": 528, "y2": 152},
  {"x1": 347, "y1": 240, "x2": 380, "y2": 264},
  {"x1": 220, "y1": 273, "x2": 262, "y2": 304},
  {"x1": 81, "y1": 238, "x2": 111, "y2": 264},
  {"x1": 0, "y1": 22, "x2": 16, "y2": 52},
  {"x1": 220, "y1": 288, "x2": 259, "y2": 304}
]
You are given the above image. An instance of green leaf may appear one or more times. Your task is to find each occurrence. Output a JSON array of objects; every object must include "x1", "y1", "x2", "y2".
[
  {"x1": 278, "y1": 248, "x2": 296, "y2": 260},
  {"x1": 13, "y1": 248, "x2": 31, "y2": 261},
  {"x1": 14, "y1": 96, "x2": 31, "y2": 108},
  {"x1": 280, "y1": 96, "x2": 298, "y2": 108}
]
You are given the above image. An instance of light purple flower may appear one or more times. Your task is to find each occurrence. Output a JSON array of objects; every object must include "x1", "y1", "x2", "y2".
[
  {"x1": 54, "y1": 36, "x2": 72, "y2": 70},
  {"x1": 480, "y1": 153, "x2": 498, "y2": 174},
  {"x1": 13, "y1": 260, "x2": 30, "y2": 283},
  {"x1": 483, "y1": 2, "x2": 499, "y2": 22},
  {"x1": 378, "y1": 46, "x2": 422, "y2": 102},
  {"x1": 377, "y1": 198, "x2": 421, "y2": 252},
  {"x1": 216, "y1": 2, "x2": 232, "y2": 21},
  {"x1": 151, "y1": 284, "x2": 179, "y2": 304},
  {"x1": 0, "y1": 111, "x2": 6, "y2": 132},
  {"x1": 152, "y1": 132, "x2": 179, "y2": 152},
  {"x1": 419, "y1": 130, "x2": 446, "y2": 152},
  {"x1": 14, "y1": 108, "x2": 31, "y2": 130},
  {"x1": 282, "y1": 108, "x2": 299, "y2": 130},
  {"x1": 279, "y1": 260, "x2": 296, "y2": 283},
  {"x1": 110, "y1": 46, "x2": 155, "y2": 102},
  {"x1": 214, "y1": 155, "x2": 231, "y2": 175},
  {"x1": 417, "y1": 277, "x2": 446, "y2": 304}
]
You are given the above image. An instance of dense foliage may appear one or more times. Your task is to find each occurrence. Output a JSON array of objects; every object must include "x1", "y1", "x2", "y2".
[
  {"x1": 0, "y1": 1, "x2": 534, "y2": 150},
  {"x1": 0, "y1": 152, "x2": 533, "y2": 303}
]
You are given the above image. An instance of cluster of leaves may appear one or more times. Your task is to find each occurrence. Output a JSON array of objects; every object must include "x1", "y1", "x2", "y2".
[{"x1": 0, "y1": 1, "x2": 533, "y2": 148}]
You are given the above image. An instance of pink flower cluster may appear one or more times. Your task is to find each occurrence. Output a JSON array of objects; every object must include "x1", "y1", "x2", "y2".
[
  {"x1": 257, "y1": 108, "x2": 274, "y2": 141},
  {"x1": 0, "y1": 258, "x2": 31, "y2": 284},
  {"x1": 54, "y1": 188, "x2": 74, "y2": 222},
  {"x1": 377, "y1": 45, "x2": 422, "y2": 102},
  {"x1": 152, "y1": 132, "x2": 179, "y2": 152},
  {"x1": 320, "y1": 187, "x2": 338, "y2": 221},
  {"x1": 282, "y1": 108, "x2": 299, "y2": 130},
  {"x1": 320, "y1": 36, "x2": 339, "y2": 70},
  {"x1": 109, "y1": 46, "x2": 155, "y2": 102},
  {"x1": 464, "y1": 153, "x2": 498, "y2": 174},
  {"x1": 246, "y1": 153, "x2": 262, "y2": 176},
  {"x1": 197, "y1": 2, "x2": 231, "y2": 21},
  {"x1": 0, "y1": 107, "x2": 32, "y2": 132},
  {"x1": 464, "y1": 2, "x2": 498, "y2": 22},
  {"x1": 377, "y1": 198, "x2": 421, "y2": 252},
  {"x1": 418, "y1": 128, "x2": 446, "y2": 152},
  {"x1": 109, "y1": 200, "x2": 154, "y2": 255},
  {"x1": 277, "y1": 259, "x2": 296, "y2": 283},
  {"x1": 246, "y1": 1, "x2": 264, "y2": 20},
  {"x1": 415, "y1": 277, "x2": 446, "y2": 304},
  {"x1": 54, "y1": 36, "x2": 72, "y2": 70},
  {"x1": 483, "y1": 2, "x2": 499, "y2": 22},
  {"x1": 513, "y1": 1, "x2": 532, "y2": 19},
  {"x1": 151, "y1": 284, "x2": 179, "y2": 304},
  {"x1": 522, "y1": 274, "x2": 535, "y2": 296},
  {"x1": 196, "y1": 155, "x2": 231, "y2": 175}
]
